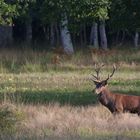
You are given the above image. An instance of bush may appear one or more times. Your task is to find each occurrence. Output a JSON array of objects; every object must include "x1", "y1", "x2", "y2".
[{"x1": 0, "y1": 103, "x2": 24, "y2": 134}]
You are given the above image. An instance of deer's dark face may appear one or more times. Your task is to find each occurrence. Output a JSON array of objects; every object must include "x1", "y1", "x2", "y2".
[{"x1": 93, "y1": 80, "x2": 107, "y2": 94}]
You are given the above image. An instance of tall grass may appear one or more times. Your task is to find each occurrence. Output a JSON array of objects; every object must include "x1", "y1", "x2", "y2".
[
  {"x1": 0, "y1": 48, "x2": 139, "y2": 73},
  {"x1": 1, "y1": 103, "x2": 140, "y2": 140},
  {"x1": 0, "y1": 47, "x2": 140, "y2": 139}
]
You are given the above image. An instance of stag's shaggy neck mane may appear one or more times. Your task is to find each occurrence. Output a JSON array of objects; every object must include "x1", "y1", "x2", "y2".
[
  {"x1": 98, "y1": 87, "x2": 116, "y2": 113},
  {"x1": 99, "y1": 86, "x2": 113, "y2": 97},
  {"x1": 101, "y1": 86, "x2": 109, "y2": 93}
]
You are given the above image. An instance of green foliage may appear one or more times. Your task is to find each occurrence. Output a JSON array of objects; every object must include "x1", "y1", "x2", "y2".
[
  {"x1": 0, "y1": 0, "x2": 36, "y2": 25},
  {"x1": 0, "y1": 0, "x2": 17, "y2": 24},
  {"x1": 39, "y1": 0, "x2": 110, "y2": 33},
  {"x1": 1, "y1": 0, "x2": 140, "y2": 47},
  {"x1": 82, "y1": 0, "x2": 110, "y2": 21},
  {"x1": 109, "y1": 0, "x2": 140, "y2": 32}
]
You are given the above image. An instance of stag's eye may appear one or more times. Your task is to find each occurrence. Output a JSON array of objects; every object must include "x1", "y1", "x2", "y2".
[{"x1": 96, "y1": 83, "x2": 102, "y2": 88}]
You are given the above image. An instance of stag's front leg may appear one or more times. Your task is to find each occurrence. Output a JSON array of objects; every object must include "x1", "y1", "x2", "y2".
[
  {"x1": 112, "y1": 109, "x2": 123, "y2": 116},
  {"x1": 115, "y1": 104, "x2": 123, "y2": 114}
]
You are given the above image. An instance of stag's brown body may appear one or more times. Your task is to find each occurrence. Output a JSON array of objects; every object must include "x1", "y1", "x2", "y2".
[
  {"x1": 98, "y1": 87, "x2": 140, "y2": 115},
  {"x1": 92, "y1": 64, "x2": 140, "y2": 115}
]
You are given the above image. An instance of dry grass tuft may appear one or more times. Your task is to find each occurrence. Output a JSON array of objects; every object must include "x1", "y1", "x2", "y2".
[{"x1": 14, "y1": 104, "x2": 140, "y2": 138}]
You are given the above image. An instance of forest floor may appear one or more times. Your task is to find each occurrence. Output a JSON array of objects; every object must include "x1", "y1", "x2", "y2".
[{"x1": 0, "y1": 48, "x2": 140, "y2": 139}]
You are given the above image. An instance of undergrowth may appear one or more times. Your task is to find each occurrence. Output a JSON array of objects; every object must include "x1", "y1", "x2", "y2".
[{"x1": 0, "y1": 48, "x2": 139, "y2": 73}]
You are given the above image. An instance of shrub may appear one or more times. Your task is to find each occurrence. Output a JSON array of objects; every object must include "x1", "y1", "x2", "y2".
[{"x1": 0, "y1": 103, "x2": 24, "y2": 134}]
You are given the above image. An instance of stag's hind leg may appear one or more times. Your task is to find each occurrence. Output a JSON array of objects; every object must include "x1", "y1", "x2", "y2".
[
  {"x1": 136, "y1": 111, "x2": 140, "y2": 116},
  {"x1": 136, "y1": 106, "x2": 140, "y2": 116}
]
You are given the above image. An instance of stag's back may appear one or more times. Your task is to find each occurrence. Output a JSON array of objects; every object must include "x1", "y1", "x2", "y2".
[{"x1": 115, "y1": 93, "x2": 140, "y2": 112}]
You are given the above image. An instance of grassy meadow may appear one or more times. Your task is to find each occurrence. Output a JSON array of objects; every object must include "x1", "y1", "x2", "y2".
[{"x1": 0, "y1": 48, "x2": 140, "y2": 139}]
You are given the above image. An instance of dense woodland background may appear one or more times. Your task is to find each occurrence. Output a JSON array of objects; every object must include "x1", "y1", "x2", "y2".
[{"x1": 1, "y1": 0, "x2": 140, "y2": 54}]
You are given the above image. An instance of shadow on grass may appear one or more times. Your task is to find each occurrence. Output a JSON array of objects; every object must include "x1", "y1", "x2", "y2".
[
  {"x1": 0, "y1": 90, "x2": 97, "y2": 106},
  {"x1": 1, "y1": 89, "x2": 140, "y2": 106}
]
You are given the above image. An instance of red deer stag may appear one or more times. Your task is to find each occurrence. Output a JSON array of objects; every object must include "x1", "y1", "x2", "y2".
[{"x1": 92, "y1": 64, "x2": 140, "y2": 115}]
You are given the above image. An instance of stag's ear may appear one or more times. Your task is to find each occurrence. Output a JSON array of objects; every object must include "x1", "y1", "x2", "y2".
[{"x1": 101, "y1": 80, "x2": 108, "y2": 86}]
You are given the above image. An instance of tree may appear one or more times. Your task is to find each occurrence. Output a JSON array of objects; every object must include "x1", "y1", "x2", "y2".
[
  {"x1": 15, "y1": 1, "x2": 35, "y2": 43},
  {"x1": 40, "y1": 0, "x2": 74, "y2": 54},
  {"x1": 109, "y1": 0, "x2": 130, "y2": 45},
  {"x1": 108, "y1": 0, "x2": 140, "y2": 47},
  {"x1": 0, "y1": 0, "x2": 18, "y2": 46},
  {"x1": 0, "y1": 0, "x2": 17, "y2": 25},
  {"x1": 131, "y1": 0, "x2": 140, "y2": 48},
  {"x1": 96, "y1": 0, "x2": 110, "y2": 50},
  {"x1": 81, "y1": 0, "x2": 110, "y2": 49}
]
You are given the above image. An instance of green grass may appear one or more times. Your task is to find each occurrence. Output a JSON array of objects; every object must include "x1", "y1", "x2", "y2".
[
  {"x1": 0, "y1": 69, "x2": 139, "y2": 105},
  {"x1": 0, "y1": 73, "x2": 95, "y2": 105},
  {"x1": 0, "y1": 48, "x2": 140, "y2": 139}
]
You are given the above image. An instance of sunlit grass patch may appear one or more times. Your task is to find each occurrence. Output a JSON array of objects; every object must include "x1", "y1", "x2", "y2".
[{"x1": 0, "y1": 69, "x2": 139, "y2": 105}]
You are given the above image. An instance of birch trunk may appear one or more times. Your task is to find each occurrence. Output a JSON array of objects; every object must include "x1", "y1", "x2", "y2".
[
  {"x1": 134, "y1": 31, "x2": 139, "y2": 48},
  {"x1": 60, "y1": 13, "x2": 74, "y2": 54},
  {"x1": 99, "y1": 21, "x2": 108, "y2": 50},
  {"x1": 90, "y1": 22, "x2": 99, "y2": 48}
]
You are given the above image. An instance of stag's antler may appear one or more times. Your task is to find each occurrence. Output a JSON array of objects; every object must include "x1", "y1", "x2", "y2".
[
  {"x1": 105, "y1": 65, "x2": 116, "y2": 81},
  {"x1": 92, "y1": 63, "x2": 104, "y2": 81}
]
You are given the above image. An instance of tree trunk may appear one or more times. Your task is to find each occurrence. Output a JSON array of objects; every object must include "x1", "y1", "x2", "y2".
[
  {"x1": 26, "y1": 22, "x2": 32, "y2": 44},
  {"x1": 72, "y1": 32, "x2": 76, "y2": 46},
  {"x1": 60, "y1": 13, "x2": 74, "y2": 54},
  {"x1": 45, "y1": 25, "x2": 49, "y2": 43},
  {"x1": 50, "y1": 23, "x2": 55, "y2": 47},
  {"x1": 55, "y1": 23, "x2": 60, "y2": 46},
  {"x1": 80, "y1": 27, "x2": 83, "y2": 47},
  {"x1": 134, "y1": 31, "x2": 139, "y2": 48},
  {"x1": 83, "y1": 24, "x2": 87, "y2": 46},
  {"x1": 90, "y1": 22, "x2": 99, "y2": 48},
  {"x1": 0, "y1": 25, "x2": 13, "y2": 47},
  {"x1": 115, "y1": 31, "x2": 120, "y2": 44},
  {"x1": 121, "y1": 30, "x2": 125, "y2": 43},
  {"x1": 99, "y1": 21, "x2": 108, "y2": 50}
]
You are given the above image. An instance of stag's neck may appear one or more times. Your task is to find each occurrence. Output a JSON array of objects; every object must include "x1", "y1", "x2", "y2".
[
  {"x1": 102, "y1": 87, "x2": 113, "y2": 96},
  {"x1": 98, "y1": 87, "x2": 115, "y2": 107},
  {"x1": 102, "y1": 87, "x2": 115, "y2": 100}
]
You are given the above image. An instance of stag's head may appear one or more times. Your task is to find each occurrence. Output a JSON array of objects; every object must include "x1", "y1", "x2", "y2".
[{"x1": 92, "y1": 64, "x2": 116, "y2": 94}]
